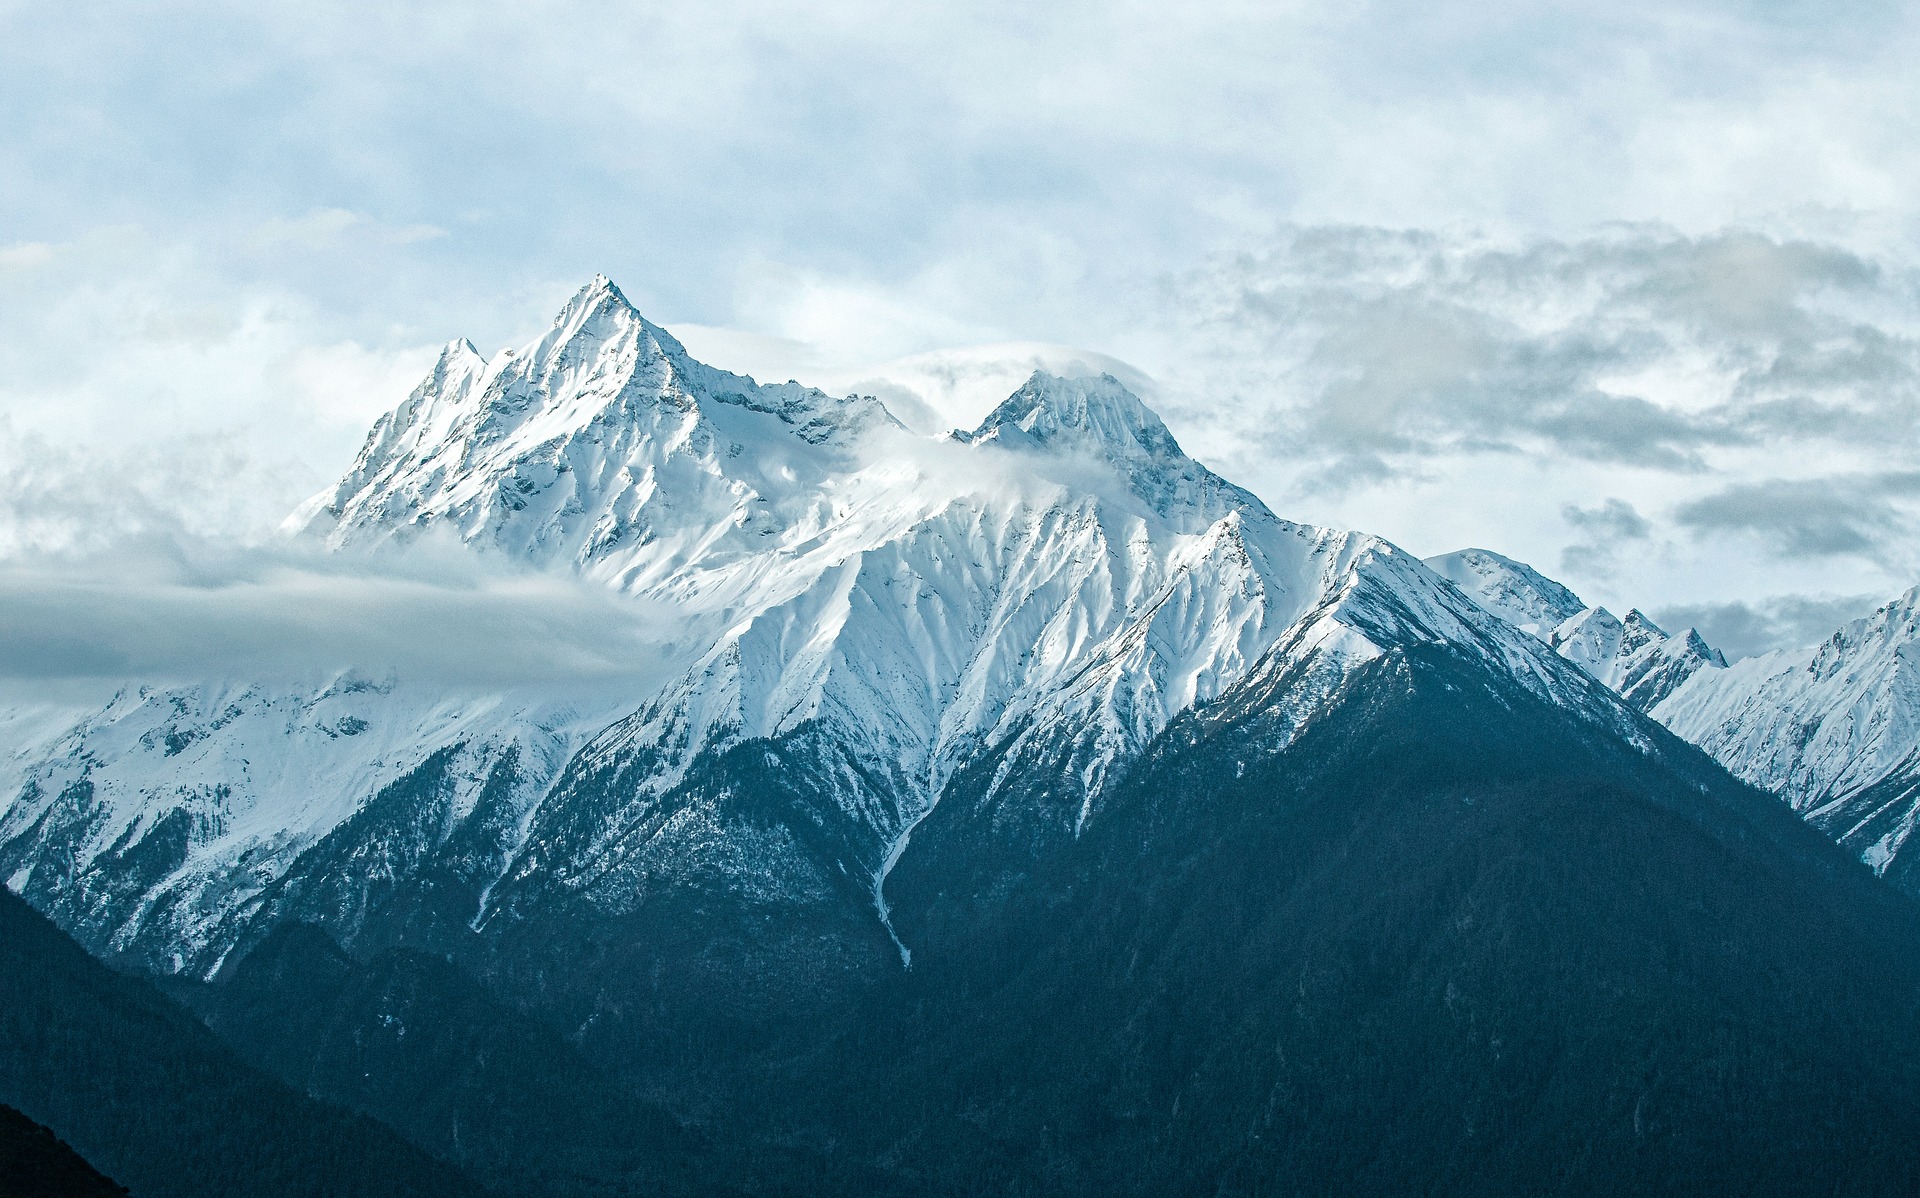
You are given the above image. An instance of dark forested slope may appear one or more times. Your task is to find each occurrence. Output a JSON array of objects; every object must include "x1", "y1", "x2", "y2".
[
  {"x1": 856, "y1": 643, "x2": 1920, "y2": 1195},
  {"x1": 0, "y1": 887, "x2": 483, "y2": 1198},
  {"x1": 0, "y1": 1102, "x2": 126, "y2": 1198}
]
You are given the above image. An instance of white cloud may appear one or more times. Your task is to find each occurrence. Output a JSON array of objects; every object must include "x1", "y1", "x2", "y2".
[
  {"x1": 1654, "y1": 592, "x2": 1890, "y2": 663},
  {"x1": 666, "y1": 325, "x2": 825, "y2": 389},
  {"x1": 267, "y1": 339, "x2": 443, "y2": 430},
  {"x1": 5, "y1": 1, "x2": 1920, "y2": 660},
  {"x1": 1142, "y1": 224, "x2": 1920, "y2": 627},
  {"x1": 247, "y1": 208, "x2": 447, "y2": 252},
  {"x1": 0, "y1": 423, "x2": 678, "y2": 688},
  {"x1": 0, "y1": 544, "x2": 677, "y2": 688},
  {"x1": 0, "y1": 419, "x2": 300, "y2": 554},
  {"x1": 667, "y1": 328, "x2": 1158, "y2": 435},
  {"x1": 0, "y1": 242, "x2": 54, "y2": 271}
]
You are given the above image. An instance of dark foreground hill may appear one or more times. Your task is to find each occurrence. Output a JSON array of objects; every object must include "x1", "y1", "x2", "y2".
[
  {"x1": 0, "y1": 887, "x2": 483, "y2": 1198},
  {"x1": 176, "y1": 923, "x2": 705, "y2": 1198},
  {"x1": 0, "y1": 1103, "x2": 125, "y2": 1198}
]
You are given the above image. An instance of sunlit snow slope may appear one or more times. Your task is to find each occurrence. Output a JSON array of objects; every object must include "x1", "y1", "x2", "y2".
[
  {"x1": 1654, "y1": 588, "x2": 1920, "y2": 891},
  {"x1": 2, "y1": 279, "x2": 1642, "y2": 974},
  {"x1": 1426, "y1": 548, "x2": 1726, "y2": 711}
]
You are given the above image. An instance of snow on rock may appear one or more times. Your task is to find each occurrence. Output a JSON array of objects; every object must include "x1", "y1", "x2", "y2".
[
  {"x1": 294, "y1": 274, "x2": 911, "y2": 613},
  {"x1": 1653, "y1": 587, "x2": 1920, "y2": 885},
  {"x1": 1424, "y1": 548, "x2": 1725, "y2": 711},
  {"x1": 1551, "y1": 607, "x2": 1727, "y2": 711},
  {"x1": 0, "y1": 672, "x2": 627, "y2": 972},
  {"x1": 1425, "y1": 545, "x2": 1920, "y2": 888},
  {"x1": 1425, "y1": 548, "x2": 1585, "y2": 638},
  {"x1": 2, "y1": 279, "x2": 1645, "y2": 973}
]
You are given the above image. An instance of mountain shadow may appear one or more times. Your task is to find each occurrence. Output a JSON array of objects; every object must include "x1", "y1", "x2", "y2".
[
  {"x1": 837, "y1": 641, "x2": 1920, "y2": 1195},
  {"x1": 180, "y1": 920, "x2": 922, "y2": 1198},
  {"x1": 0, "y1": 1102, "x2": 126, "y2": 1198},
  {"x1": 186, "y1": 922, "x2": 697, "y2": 1198},
  {"x1": 0, "y1": 886, "x2": 483, "y2": 1198}
]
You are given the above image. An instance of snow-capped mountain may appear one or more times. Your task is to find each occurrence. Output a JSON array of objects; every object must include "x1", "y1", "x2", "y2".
[
  {"x1": 1654, "y1": 587, "x2": 1920, "y2": 892},
  {"x1": 1424, "y1": 546, "x2": 1920, "y2": 893},
  {"x1": 1, "y1": 278, "x2": 1633, "y2": 976},
  {"x1": 14, "y1": 277, "x2": 1920, "y2": 1196},
  {"x1": 1554, "y1": 607, "x2": 1727, "y2": 711},
  {"x1": 0, "y1": 670, "x2": 640, "y2": 971},
  {"x1": 1423, "y1": 548, "x2": 1586, "y2": 639},
  {"x1": 1425, "y1": 547, "x2": 1726, "y2": 710}
]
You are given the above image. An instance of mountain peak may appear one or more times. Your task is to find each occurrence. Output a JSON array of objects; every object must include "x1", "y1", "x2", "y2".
[
  {"x1": 297, "y1": 274, "x2": 907, "y2": 562},
  {"x1": 420, "y1": 337, "x2": 484, "y2": 389},
  {"x1": 1425, "y1": 548, "x2": 1727, "y2": 709},
  {"x1": 534, "y1": 274, "x2": 691, "y2": 363},
  {"x1": 1618, "y1": 608, "x2": 1667, "y2": 653},
  {"x1": 957, "y1": 371, "x2": 1268, "y2": 523},
  {"x1": 570, "y1": 272, "x2": 635, "y2": 314},
  {"x1": 964, "y1": 371, "x2": 1182, "y2": 461},
  {"x1": 1423, "y1": 548, "x2": 1587, "y2": 637}
]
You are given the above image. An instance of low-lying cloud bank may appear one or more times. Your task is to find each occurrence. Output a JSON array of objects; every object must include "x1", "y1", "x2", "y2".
[
  {"x1": 0, "y1": 538, "x2": 678, "y2": 693},
  {"x1": 0, "y1": 419, "x2": 681, "y2": 694}
]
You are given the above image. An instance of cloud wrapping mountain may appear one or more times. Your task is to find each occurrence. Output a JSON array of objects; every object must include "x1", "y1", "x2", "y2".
[
  {"x1": 7, "y1": 279, "x2": 1920, "y2": 1195},
  {"x1": 0, "y1": 278, "x2": 1623, "y2": 975}
]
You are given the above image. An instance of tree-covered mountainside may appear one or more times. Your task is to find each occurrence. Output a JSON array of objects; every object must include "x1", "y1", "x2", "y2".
[
  {"x1": 178, "y1": 922, "x2": 918, "y2": 1198},
  {"x1": 1429, "y1": 546, "x2": 1920, "y2": 895},
  {"x1": 851, "y1": 642, "x2": 1920, "y2": 1194},
  {"x1": 0, "y1": 887, "x2": 483, "y2": 1198},
  {"x1": 188, "y1": 924, "x2": 702, "y2": 1198}
]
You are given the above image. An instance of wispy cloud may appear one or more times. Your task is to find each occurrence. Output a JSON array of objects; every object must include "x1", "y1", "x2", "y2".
[
  {"x1": 1560, "y1": 498, "x2": 1652, "y2": 577},
  {"x1": 1147, "y1": 223, "x2": 1920, "y2": 613},
  {"x1": 0, "y1": 425, "x2": 675, "y2": 689},
  {"x1": 1654, "y1": 592, "x2": 1889, "y2": 662},
  {"x1": 1672, "y1": 472, "x2": 1920, "y2": 563},
  {"x1": 1164, "y1": 226, "x2": 1920, "y2": 483}
]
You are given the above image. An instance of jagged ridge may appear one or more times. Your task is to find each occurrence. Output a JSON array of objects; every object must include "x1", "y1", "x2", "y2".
[
  {"x1": 2, "y1": 281, "x2": 1673, "y2": 979},
  {"x1": 1425, "y1": 547, "x2": 1726, "y2": 711}
]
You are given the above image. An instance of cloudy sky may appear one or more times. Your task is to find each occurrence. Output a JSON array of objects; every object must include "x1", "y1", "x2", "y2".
[{"x1": 5, "y1": 0, "x2": 1920, "y2": 664}]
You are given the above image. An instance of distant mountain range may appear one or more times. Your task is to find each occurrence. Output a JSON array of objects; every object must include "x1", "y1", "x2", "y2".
[
  {"x1": 7, "y1": 277, "x2": 1920, "y2": 1194},
  {"x1": 1426, "y1": 545, "x2": 1920, "y2": 895}
]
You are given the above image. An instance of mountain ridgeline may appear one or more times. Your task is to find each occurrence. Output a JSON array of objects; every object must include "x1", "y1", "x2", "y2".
[
  {"x1": 5, "y1": 277, "x2": 1920, "y2": 1194},
  {"x1": 0, "y1": 1102, "x2": 127, "y2": 1198},
  {"x1": 1425, "y1": 546, "x2": 1920, "y2": 896}
]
